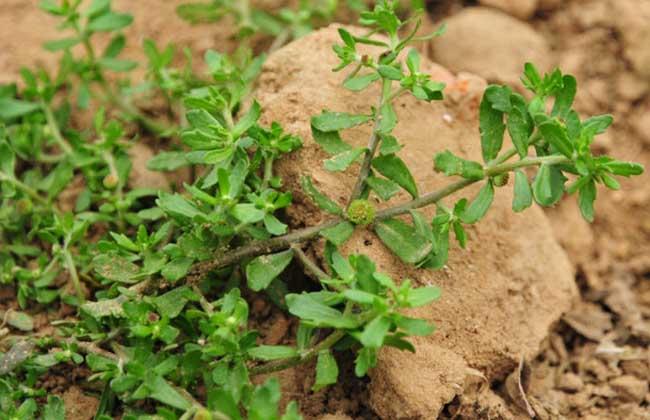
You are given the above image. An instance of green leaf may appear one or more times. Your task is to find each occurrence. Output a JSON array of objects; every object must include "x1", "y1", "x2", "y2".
[
  {"x1": 147, "y1": 151, "x2": 190, "y2": 171},
  {"x1": 360, "y1": 316, "x2": 391, "y2": 348},
  {"x1": 372, "y1": 154, "x2": 418, "y2": 198},
  {"x1": 0, "y1": 98, "x2": 40, "y2": 120},
  {"x1": 231, "y1": 204, "x2": 265, "y2": 224},
  {"x1": 264, "y1": 214, "x2": 288, "y2": 235},
  {"x1": 394, "y1": 316, "x2": 435, "y2": 336},
  {"x1": 366, "y1": 176, "x2": 400, "y2": 200},
  {"x1": 479, "y1": 88, "x2": 506, "y2": 162},
  {"x1": 233, "y1": 101, "x2": 261, "y2": 138},
  {"x1": 93, "y1": 254, "x2": 140, "y2": 284},
  {"x1": 313, "y1": 350, "x2": 338, "y2": 391},
  {"x1": 157, "y1": 193, "x2": 203, "y2": 221},
  {"x1": 578, "y1": 178, "x2": 596, "y2": 222},
  {"x1": 324, "y1": 147, "x2": 365, "y2": 172},
  {"x1": 377, "y1": 102, "x2": 397, "y2": 134},
  {"x1": 311, "y1": 111, "x2": 371, "y2": 132},
  {"x1": 354, "y1": 347, "x2": 376, "y2": 377},
  {"x1": 538, "y1": 121, "x2": 573, "y2": 158},
  {"x1": 484, "y1": 85, "x2": 511, "y2": 112},
  {"x1": 145, "y1": 374, "x2": 191, "y2": 411},
  {"x1": 320, "y1": 221, "x2": 355, "y2": 246},
  {"x1": 42, "y1": 396, "x2": 65, "y2": 420},
  {"x1": 248, "y1": 345, "x2": 298, "y2": 361},
  {"x1": 344, "y1": 73, "x2": 380, "y2": 91},
  {"x1": 512, "y1": 170, "x2": 533, "y2": 212},
  {"x1": 246, "y1": 250, "x2": 294, "y2": 291},
  {"x1": 507, "y1": 94, "x2": 533, "y2": 158},
  {"x1": 160, "y1": 257, "x2": 194, "y2": 282},
  {"x1": 0, "y1": 141, "x2": 15, "y2": 175},
  {"x1": 407, "y1": 286, "x2": 441, "y2": 307},
  {"x1": 433, "y1": 150, "x2": 485, "y2": 180},
  {"x1": 551, "y1": 75, "x2": 577, "y2": 119},
  {"x1": 378, "y1": 65, "x2": 403, "y2": 81},
  {"x1": 532, "y1": 164, "x2": 566, "y2": 206},
  {"x1": 3, "y1": 310, "x2": 34, "y2": 331},
  {"x1": 87, "y1": 12, "x2": 133, "y2": 32},
  {"x1": 582, "y1": 115, "x2": 613, "y2": 137},
  {"x1": 461, "y1": 181, "x2": 494, "y2": 224},
  {"x1": 43, "y1": 37, "x2": 79, "y2": 51},
  {"x1": 602, "y1": 160, "x2": 644, "y2": 177},
  {"x1": 98, "y1": 58, "x2": 138, "y2": 72},
  {"x1": 249, "y1": 379, "x2": 281, "y2": 420},
  {"x1": 286, "y1": 293, "x2": 359, "y2": 328},
  {"x1": 342, "y1": 289, "x2": 377, "y2": 305},
  {"x1": 153, "y1": 286, "x2": 195, "y2": 317},
  {"x1": 300, "y1": 176, "x2": 342, "y2": 215},
  {"x1": 311, "y1": 127, "x2": 353, "y2": 155},
  {"x1": 375, "y1": 218, "x2": 432, "y2": 264}
]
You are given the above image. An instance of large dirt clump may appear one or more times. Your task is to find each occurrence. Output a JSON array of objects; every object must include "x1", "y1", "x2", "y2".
[
  {"x1": 255, "y1": 25, "x2": 577, "y2": 418},
  {"x1": 431, "y1": 7, "x2": 552, "y2": 87}
]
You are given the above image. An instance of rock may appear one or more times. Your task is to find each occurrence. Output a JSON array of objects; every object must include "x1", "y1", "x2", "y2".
[
  {"x1": 255, "y1": 25, "x2": 576, "y2": 417},
  {"x1": 479, "y1": 0, "x2": 538, "y2": 20},
  {"x1": 610, "y1": 375, "x2": 649, "y2": 403},
  {"x1": 431, "y1": 8, "x2": 552, "y2": 87},
  {"x1": 630, "y1": 108, "x2": 650, "y2": 147},
  {"x1": 610, "y1": 0, "x2": 650, "y2": 78},
  {"x1": 556, "y1": 372, "x2": 584, "y2": 393},
  {"x1": 318, "y1": 414, "x2": 353, "y2": 420}
]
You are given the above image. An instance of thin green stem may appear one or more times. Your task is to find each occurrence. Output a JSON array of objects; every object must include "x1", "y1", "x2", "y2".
[
  {"x1": 347, "y1": 79, "x2": 392, "y2": 207},
  {"x1": 291, "y1": 245, "x2": 329, "y2": 281},
  {"x1": 188, "y1": 152, "x2": 571, "y2": 282},
  {"x1": 250, "y1": 329, "x2": 346, "y2": 376},
  {"x1": 63, "y1": 249, "x2": 84, "y2": 302},
  {"x1": 261, "y1": 156, "x2": 274, "y2": 190},
  {"x1": 0, "y1": 173, "x2": 62, "y2": 216},
  {"x1": 42, "y1": 101, "x2": 73, "y2": 155}
]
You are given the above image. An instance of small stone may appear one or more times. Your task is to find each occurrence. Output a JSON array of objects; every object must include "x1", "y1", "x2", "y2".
[
  {"x1": 556, "y1": 372, "x2": 584, "y2": 393},
  {"x1": 478, "y1": 0, "x2": 538, "y2": 20},
  {"x1": 610, "y1": 375, "x2": 649, "y2": 403}
]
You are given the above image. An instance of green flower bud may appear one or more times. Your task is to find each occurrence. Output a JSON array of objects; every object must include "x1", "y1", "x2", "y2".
[
  {"x1": 193, "y1": 410, "x2": 213, "y2": 420},
  {"x1": 103, "y1": 173, "x2": 119, "y2": 190},
  {"x1": 492, "y1": 173, "x2": 509, "y2": 187},
  {"x1": 347, "y1": 199, "x2": 376, "y2": 226},
  {"x1": 16, "y1": 198, "x2": 33, "y2": 215}
]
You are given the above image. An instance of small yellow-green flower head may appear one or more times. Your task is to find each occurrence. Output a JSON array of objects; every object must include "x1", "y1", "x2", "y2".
[
  {"x1": 193, "y1": 409, "x2": 213, "y2": 420},
  {"x1": 347, "y1": 199, "x2": 376, "y2": 226},
  {"x1": 492, "y1": 172, "x2": 509, "y2": 187}
]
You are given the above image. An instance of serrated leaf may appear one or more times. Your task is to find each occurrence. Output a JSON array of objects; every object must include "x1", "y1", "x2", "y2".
[
  {"x1": 313, "y1": 350, "x2": 338, "y2": 391},
  {"x1": 532, "y1": 164, "x2": 566, "y2": 206},
  {"x1": 344, "y1": 73, "x2": 380, "y2": 91},
  {"x1": 366, "y1": 176, "x2": 400, "y2": 200},
  {"x1": 372, "y1": 154, "x2": 418, "y2": 198},
  {"x1": 507, "y1": 94, "x2": 533, "y2": 158},
  {"x1": 300, "y1": 176, "x2": 342, "y2": 215},
  {"x1": 311, "y1": 111, "x2": 371, "y2": 132},
  {"x1": 461, "y1": 181, "x2": 494, "y2": 224},
  {"x1": 248, "y1": 345, "x2": 297, "y2": 361},
  {"x1": 551, "y1": 75, "x2": 577, "y2": 119},
  {"x1": 324, "y1": 147, "x2": 365, "y2": 172},
  {"x1": 87, "y1": 12, "x2": 133, "y2": 32},
  {"x1": 147, "y1": 151, "x2": 190, "y2": 171},
  {"x1": 479, "y1": 90, "x2": 506, "y2": 163},
  {"x1": 311, "y1": 127, "x2": 353, "y2": 155},
  {"x1": 375, "y1": 218, "x2": 432, "y2": 264},
  {"x1": 286, "y1": 293, "x2": 359, "y2": 328},
  {"x1": 320, "y1": 221, "x2": 355, "y2": 246},
  {"x1": 578, "y1": 178, "x2": 596, "y2": 222},
  {"x1": 538, "y1": 121, "x2": 573, "y2": 158},
  {"x1": 433, "y1": 150, "x2": 485, "y2": 180},
  {"x1": 360, "y1": 316, "x2": 391, "y2": 348},
  {"x1": 246, "y1": 250, "x2": 294, "y2": 291},
  {"x1": 93, "y1": 254, "x2": 139, "y2": 284},
  {"x1": 512, "y1": 170, "x2": 533, "y2": 212}
]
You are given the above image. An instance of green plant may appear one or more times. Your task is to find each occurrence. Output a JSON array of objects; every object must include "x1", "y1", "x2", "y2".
[{"x1": 0, "y1": 0, "x2": 643, "y2": 418}]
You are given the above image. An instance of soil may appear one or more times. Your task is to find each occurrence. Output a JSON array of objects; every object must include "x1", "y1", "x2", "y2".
[{"x1": 1, "y1": 0, "x2": 649, "y2": 419}]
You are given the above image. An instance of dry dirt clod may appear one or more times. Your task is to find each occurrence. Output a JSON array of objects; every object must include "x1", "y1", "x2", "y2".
[
  {"x1": 431, "y1": 7, "x2": 552, "y2": 88},
  {"x1": 128, "y1": 143, "x2": 170, "y2": 191},
  {"x1": 609, "y1": 375, "x2": 649, "y2": 404},
  {"x1": 556, "y1": 372, "x2": 584, "y2": 393},
  {"x1": 256, "y1": 25, "x2": 576, "y2": 418},
  {"x1": 478, "y1": 0, "x2": 538, "y2": 20},
  {"x1": 610, "y1": 0, "x2": 650, "y2": 79}
]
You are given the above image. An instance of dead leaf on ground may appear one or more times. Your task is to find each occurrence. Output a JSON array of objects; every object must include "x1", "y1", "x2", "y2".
[{"x1": 505, "y1": 356, "x2": 536, "y2": 418}]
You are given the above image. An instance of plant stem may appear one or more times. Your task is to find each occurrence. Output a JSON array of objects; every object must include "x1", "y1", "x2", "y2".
[
  {"x1": 250, "y1": 329, "x2": 346, "y2": 376},
  {"x1": 347, "y1": 79, "x2": 392, "y2": 208},
  {"x1": 291, "y1": 245, "x2": 329, "y2": 281},
  {"x1": 261, "y1": 156, "x2": 274, "y2": 189},
  {"x1": 41, "y1": 101, "x2": 73, "y2": 155},
  {"x1": 188, "y1": 152, "x2": 571, "y2": 282},
  {"x1": 63, "y1": 249, "x2": 84, "y2": 302}
]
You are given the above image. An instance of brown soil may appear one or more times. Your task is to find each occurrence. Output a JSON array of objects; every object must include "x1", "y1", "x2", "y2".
[{"x1": 1, "y1": 1, "x2": 649, "y2": 419}]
